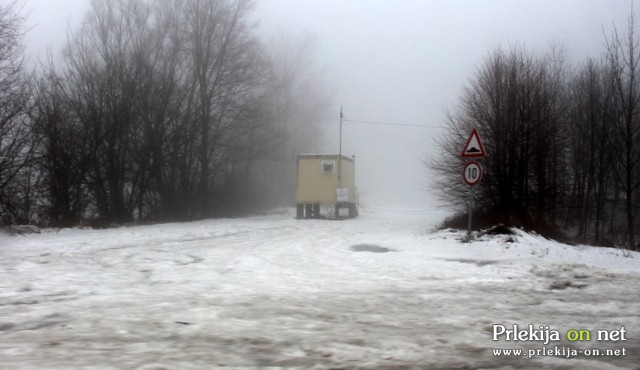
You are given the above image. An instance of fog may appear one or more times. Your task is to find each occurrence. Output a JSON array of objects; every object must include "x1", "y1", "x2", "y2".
[
  {"x1": 7, "y1": 3, "x2": 640, "y2": 368},
  {"x1": 23, "y1": 0, "x2": 633, "y2": 210}
]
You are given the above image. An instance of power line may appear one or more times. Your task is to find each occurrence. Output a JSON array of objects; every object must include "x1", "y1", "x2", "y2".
[
  {"x1": 360, "y1": 204, "x2": 443, "y2": 214},
  {"x1": 342, "y1": 118, "x2": 448, "y2": 129}
]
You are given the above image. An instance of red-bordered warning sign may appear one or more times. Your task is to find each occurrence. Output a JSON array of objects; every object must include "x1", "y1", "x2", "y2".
[{"x1": 461, "y1": 129, "x2": 486, "y2": 158}]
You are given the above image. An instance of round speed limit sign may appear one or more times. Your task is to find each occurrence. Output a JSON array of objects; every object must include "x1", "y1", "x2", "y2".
[{"x1": 463, "y1": 161, "x2": 482, "y2": 186}]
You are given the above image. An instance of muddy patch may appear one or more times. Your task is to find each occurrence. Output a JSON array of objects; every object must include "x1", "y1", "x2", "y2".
[
  {"x1": 529, "y1": 264, "x2": 607, "y2": 291},
  {"x1": 441, "y1": 258, "x2": 500, "y2": 267},
  {"x1": 549, "y1": 280, "x2": 589, "y2": 290},
  {"x1": 350, "y1": 244, "x2": 394, "y2": 253}
]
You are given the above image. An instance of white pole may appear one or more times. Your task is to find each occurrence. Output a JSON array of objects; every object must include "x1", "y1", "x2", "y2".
[{"x1": 338, "y1": 106, "x2": 343, "y2": 188}]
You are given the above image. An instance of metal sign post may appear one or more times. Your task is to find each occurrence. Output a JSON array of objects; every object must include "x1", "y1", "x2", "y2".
[{"x1": 468, "y1": 186, "x2": 474, "y2": 232}]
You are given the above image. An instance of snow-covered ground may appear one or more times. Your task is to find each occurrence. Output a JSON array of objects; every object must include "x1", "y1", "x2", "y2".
[{"x1": 0, "y1": 208, "x2": 638, "y2": 369}]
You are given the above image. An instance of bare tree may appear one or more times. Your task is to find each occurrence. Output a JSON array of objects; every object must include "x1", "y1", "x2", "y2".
[
  {"x1": 244, "y1": 32, "x2": 332, "y2": 209},
  {"x1": 178, "y1": 0, "x2": 265, "y2": 217},
  {"x1": 430, "y1": 37, "x2": 638, "y2": 249},
  {"x1": 429, "y1": 46, "x2": 570, "y2": 232},
  {"x1": 61, "y1": 0, "x2": 158, "y2": 223},
  {"x1": 26, "y1": 0, "x2": 331, "y2": 224},
  {"x1": 31, "y1": 62, "x2": 89, "y2": 227},
  {"x1": 566, "y1": 59, "x2": 617, "y2": 243},
  {"x1": 0, "y1": 0, "x2": 32, "y2": 224},
  {"x1": 605, "y1": 13, "x2": 640, "y2": 249},
  {"x1": 53, "y1": 0, "x2": 290, "y2": 222}
]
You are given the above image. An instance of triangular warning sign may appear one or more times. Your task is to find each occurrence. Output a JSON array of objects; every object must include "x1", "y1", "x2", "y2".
[{"x1": 461, "y1": 129, "x2": 486, "y2": 158}]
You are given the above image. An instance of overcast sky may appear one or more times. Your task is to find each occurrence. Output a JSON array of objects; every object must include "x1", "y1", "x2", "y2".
[{"x1": 22, "y1": 0, "x2": 633, "y2": 210}]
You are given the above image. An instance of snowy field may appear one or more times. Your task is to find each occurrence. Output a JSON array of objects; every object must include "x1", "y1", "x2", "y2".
[{"x1": 0, "y1": 208, "x2": 639, "y2": 369}]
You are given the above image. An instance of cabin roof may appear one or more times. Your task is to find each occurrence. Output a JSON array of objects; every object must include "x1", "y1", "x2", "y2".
[{"x1": 297, "y1": 154, "x2": 355, "y2": 163}]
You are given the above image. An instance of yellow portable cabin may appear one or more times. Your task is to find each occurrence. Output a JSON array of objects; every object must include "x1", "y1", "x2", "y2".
[{"x1": 296, "y1": 154, "x2": 358, "y2": 219}]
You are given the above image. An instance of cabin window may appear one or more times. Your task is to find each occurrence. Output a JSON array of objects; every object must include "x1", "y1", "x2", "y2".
[{"x1": 321, "y1": 160, "x2": 335, "y2": 173}]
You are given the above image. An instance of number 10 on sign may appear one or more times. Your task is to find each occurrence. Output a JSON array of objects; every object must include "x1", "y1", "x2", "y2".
[{"x1": 463, "y1": 162, "x2": 482, "y2": 186}]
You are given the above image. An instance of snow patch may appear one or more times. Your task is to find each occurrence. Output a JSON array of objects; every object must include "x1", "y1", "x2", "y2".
[{"x1": 0, "y1": 212, "x2": 638, "y2": 368}]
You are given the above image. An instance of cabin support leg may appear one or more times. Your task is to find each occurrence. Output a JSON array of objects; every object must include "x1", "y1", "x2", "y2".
[
  {"x1": 296, "y1": 204, "x2": 303, "y2": 219},
  {"x1": 305, "y1": 204, "x2": 312, "y2": 219},
  {"x1": 348, "y1": 203, "x2": 358, "y2": 218},
  {"x1": 313, "y1": 204, "x2": 320, "y2": 219}
]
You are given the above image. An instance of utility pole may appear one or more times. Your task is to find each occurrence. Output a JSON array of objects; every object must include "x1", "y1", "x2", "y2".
[{"x1": 338, "y1": 106, "x2": 343, "y2": 187}]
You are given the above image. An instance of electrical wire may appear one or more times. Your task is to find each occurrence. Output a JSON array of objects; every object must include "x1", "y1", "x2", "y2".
[
  {"x1": 342, "y1": 118, "x2": 448, "y2": 129},
  {"x1": 359, "y1": 204, "x2": 444, "y2": 214}
]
